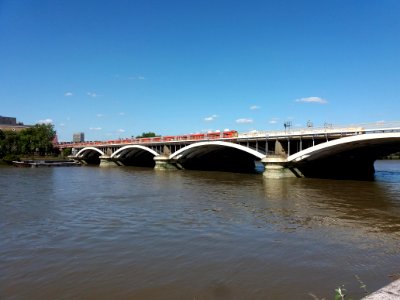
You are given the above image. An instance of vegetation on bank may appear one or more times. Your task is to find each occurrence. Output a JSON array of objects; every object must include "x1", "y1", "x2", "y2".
[
  {"x1": 309, "y1": 275, "x2": 369, "y2": 300},
  {"x1": 0, "y1": 124, "x2": 58, "y2": 163}
]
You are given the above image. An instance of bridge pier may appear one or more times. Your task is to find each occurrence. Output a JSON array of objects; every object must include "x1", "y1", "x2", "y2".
[
  {"x1": 262, "y1": 156, "x2": 302, "y2": 179},
  {"x1": 99, "y1": 155, "x2": 121, "y2": 167},
  {"x1": 154, "y1": 155, "x2": 182, "y2": 170}
]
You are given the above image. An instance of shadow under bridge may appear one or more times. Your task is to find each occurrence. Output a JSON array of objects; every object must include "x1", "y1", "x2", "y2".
[
  {"x1": 287, "y1": 132, "x2": 400, "y2": 179},
  {"x1": 170, "y1": 141, "x2": 266, "y2": 173},
  {"x1": 75, "y1": 147, "x2": 105, "y2": 165},
  {"x1": 112, "y1": 145, "x2": 159, "y2": 167}
]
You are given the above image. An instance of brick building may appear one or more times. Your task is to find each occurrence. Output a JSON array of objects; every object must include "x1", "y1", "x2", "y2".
[{"x1": 0, "y1": 115, "x2": 31, "y2": 132}]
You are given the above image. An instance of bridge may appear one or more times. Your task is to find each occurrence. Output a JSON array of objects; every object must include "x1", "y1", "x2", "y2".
[{"x1": 58, "y1": 122, "x2": 400, "y2": 180}]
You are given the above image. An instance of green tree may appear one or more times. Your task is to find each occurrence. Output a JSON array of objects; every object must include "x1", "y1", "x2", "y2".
[
  {"x1": 2, "y1": 131, "x2": 21, "y2": 155},
  {"x1": 30, "y1": 124, "x2": 56, "y2": 155},
  {"x1": 0, "y1": 123, "x2": 56, "y2": 159},
  {"x1": 0, "y1": 130, "x2": 5, "y2": 157},
  {"x1": 136, "y1": 132, "x2": 158, "y2": 138},
  {"x1": 62, "y1": 147, "x2": 72, "y2": 157},
  {"x1": 19, "y1": 127, "x2": 35, "y2": 155}
]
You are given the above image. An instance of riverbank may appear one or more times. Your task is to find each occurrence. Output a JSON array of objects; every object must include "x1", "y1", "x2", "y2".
[
  {"x1": 385, "y1": 155, "x2": 400, "y2": 159},
  {"x1": 362, "y1": 278, "x2": 400, "y2": 299},
  {"x1": 12, "y1": 159, "x2": 80, "y2": 167},
  {"x1": 383, "y1": 152, "x2": 400, "y2": 159},
  {"x1": 1, "y1": 155, "x2": 70, "y2": 165}
]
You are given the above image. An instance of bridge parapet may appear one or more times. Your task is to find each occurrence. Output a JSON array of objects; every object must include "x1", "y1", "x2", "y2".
[{"x1": 238, "y1": 121, "x2": 400, "y2": 139}]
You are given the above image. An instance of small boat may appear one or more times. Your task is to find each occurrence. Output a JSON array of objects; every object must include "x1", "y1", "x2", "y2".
[{"x1": 12, "y1": 160, "x2": 81, "y2": 168}]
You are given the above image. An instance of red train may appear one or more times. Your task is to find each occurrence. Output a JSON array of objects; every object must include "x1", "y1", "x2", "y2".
[{"x1": 57, "y1": 130, "x2": 238, "y2": 148}]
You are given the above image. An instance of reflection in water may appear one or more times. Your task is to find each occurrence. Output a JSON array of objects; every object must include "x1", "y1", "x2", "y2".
[
  {"x1": 0, "y1": 161, "x2": 400, "y2": 299},
  {"x1": 261, "y1": 177, "x2": 400, "y2": 234}
]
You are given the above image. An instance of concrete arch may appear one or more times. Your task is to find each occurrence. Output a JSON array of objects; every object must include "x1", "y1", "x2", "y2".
[
  {"x1": 111, "y1": 145, "x2": 158, "y2": 158},
  {"x1": 288, "y1": 132, "x2": 400, "y2": 163},
  {"x1": 76, "y1": 147, "x2": 105, "y2": 157},
  {"x1": 169, "y1": 141, "x2": 266, "y2": 160}
]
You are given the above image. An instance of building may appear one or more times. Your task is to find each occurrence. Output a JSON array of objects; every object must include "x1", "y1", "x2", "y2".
[
  {"x1": 0, "y1": 115, "x2": 31, "y2": 132},
  {"x1": 0, "y1": 116, "x2": 17, "y2": 125},
  {"x1": 73, "y1": 132, "x2": 85, "y2": 143}
]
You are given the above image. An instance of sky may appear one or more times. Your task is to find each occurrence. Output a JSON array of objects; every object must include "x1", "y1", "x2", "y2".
[{"x1": 1, "y1": 0, "x2": 399, "y2": 141}]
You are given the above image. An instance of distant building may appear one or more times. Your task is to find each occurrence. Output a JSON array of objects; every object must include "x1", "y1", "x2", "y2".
[
  {"x1": 73, "y1": 132, "x2": 85, "y2": 143},
  {"x1": 0, "y1": 116, "x2": 17, "y2": 125},
  {"x1": 0, "y1": 115, "x2": 31, "y2": 132}
]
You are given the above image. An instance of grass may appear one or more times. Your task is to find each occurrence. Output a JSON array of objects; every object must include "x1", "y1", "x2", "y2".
[{"x1": 308, "y1": 275, "x2": 369, "y2": 300}]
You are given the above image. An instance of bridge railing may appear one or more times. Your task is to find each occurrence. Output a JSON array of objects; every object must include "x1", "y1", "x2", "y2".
[
  {"x1": 359, "y1": 121, "x2": 400, "y2": 133},
  {"x1": 238, "y1": 121, "x2": 400, "y2": 139},
  {"x1": 239, "y1": 127, "x2": 363, "y2": 138},
  {"x1": 57, "y1": 130, "x2": 239, "y2": 149}
]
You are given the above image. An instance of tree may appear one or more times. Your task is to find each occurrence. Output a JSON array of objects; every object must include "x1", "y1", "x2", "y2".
[
  {"x1": 19, "y1": 127, "x2": 35, "y2": 155},
  {"x1": 136, "y1": 132, "x2": 159, "y2": 138},
  {"x1": 30, "y1": 124, "x2": 56, "y2": 155},
  {"x1": 0, "y1": 130, "x2": 5, "y2": 157},
  {"x1": 0, "y1": 123, "x2": 56, "y2": 159},
  {"x1": 62, "y1": 148, "x2": 72, "y2": 157},
  {"x1": 2, "y1": 131, "x2": 21, "y2": 155}
]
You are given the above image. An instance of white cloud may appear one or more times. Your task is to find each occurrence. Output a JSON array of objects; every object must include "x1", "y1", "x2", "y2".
[
  {"x1": 295, "y1": 96, "x2": 328, "y2": 104},
  {"x1": 87, "y1": 92, "x2": 98, "y2": 98},
  {"x1": 89, "y1": 127, "x2": 102, "y2": 131},
  {"x1": 128, "y1": 75, "x2": 146, "y2": 80},
  {"x1": 204, "y1": 114, "x2": 218, "y2": 122},
  {"x1": 59, "y1": 123, "x2": 66, "y2": 127},
  {"x1": 117, "y1": 129, "x2": 125, "y2": 133},
  {"x1": 269, "y1": 117, "x2": 280, "y2": 124},
  {"x1": 118, "y1": 112, "x2": 125, "y2": 116},
  {"x1": 250, "y1": 105, "x2": 260, "y2": 110},
  {"x1": 96, "y1": 113, "x2": 104, "y2": 118},
  {"x1": 236, "y1": 118, "x2": 253, "y2": 124},
  {"x1": 37, "y1": 118, "x2": 53, "y2": 124},
  {"x1": 64, "y1": 92, "x2": 73, "y2": 97}
]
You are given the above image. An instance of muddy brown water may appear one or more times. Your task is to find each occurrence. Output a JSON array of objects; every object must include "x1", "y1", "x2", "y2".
[{"x1": 1, "y1": 160, "x2": 400, "y2": 299}]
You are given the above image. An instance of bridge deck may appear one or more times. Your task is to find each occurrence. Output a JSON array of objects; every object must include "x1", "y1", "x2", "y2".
[{"x1": 57, "y1": 122, "x2": 400, "y2": 149}]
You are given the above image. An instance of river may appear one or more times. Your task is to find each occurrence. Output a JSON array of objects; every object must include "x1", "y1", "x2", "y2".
[{"x1": 1, "y1": 160, "x2": 400, "y2": 299}]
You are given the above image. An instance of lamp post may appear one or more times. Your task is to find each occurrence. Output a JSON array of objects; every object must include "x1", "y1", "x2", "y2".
[{"x1": 284, "y1": 121, "x2": 292, "y2": 133}]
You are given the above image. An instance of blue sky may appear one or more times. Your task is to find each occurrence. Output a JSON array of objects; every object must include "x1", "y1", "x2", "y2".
[{"x1": 1, "y1": 0, "x2": 399, "y2": 141}]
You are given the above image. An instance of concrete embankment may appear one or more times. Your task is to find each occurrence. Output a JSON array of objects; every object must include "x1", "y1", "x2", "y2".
[{"x1": 362, "y1": 279, "x2": 400, "y2": 299}]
